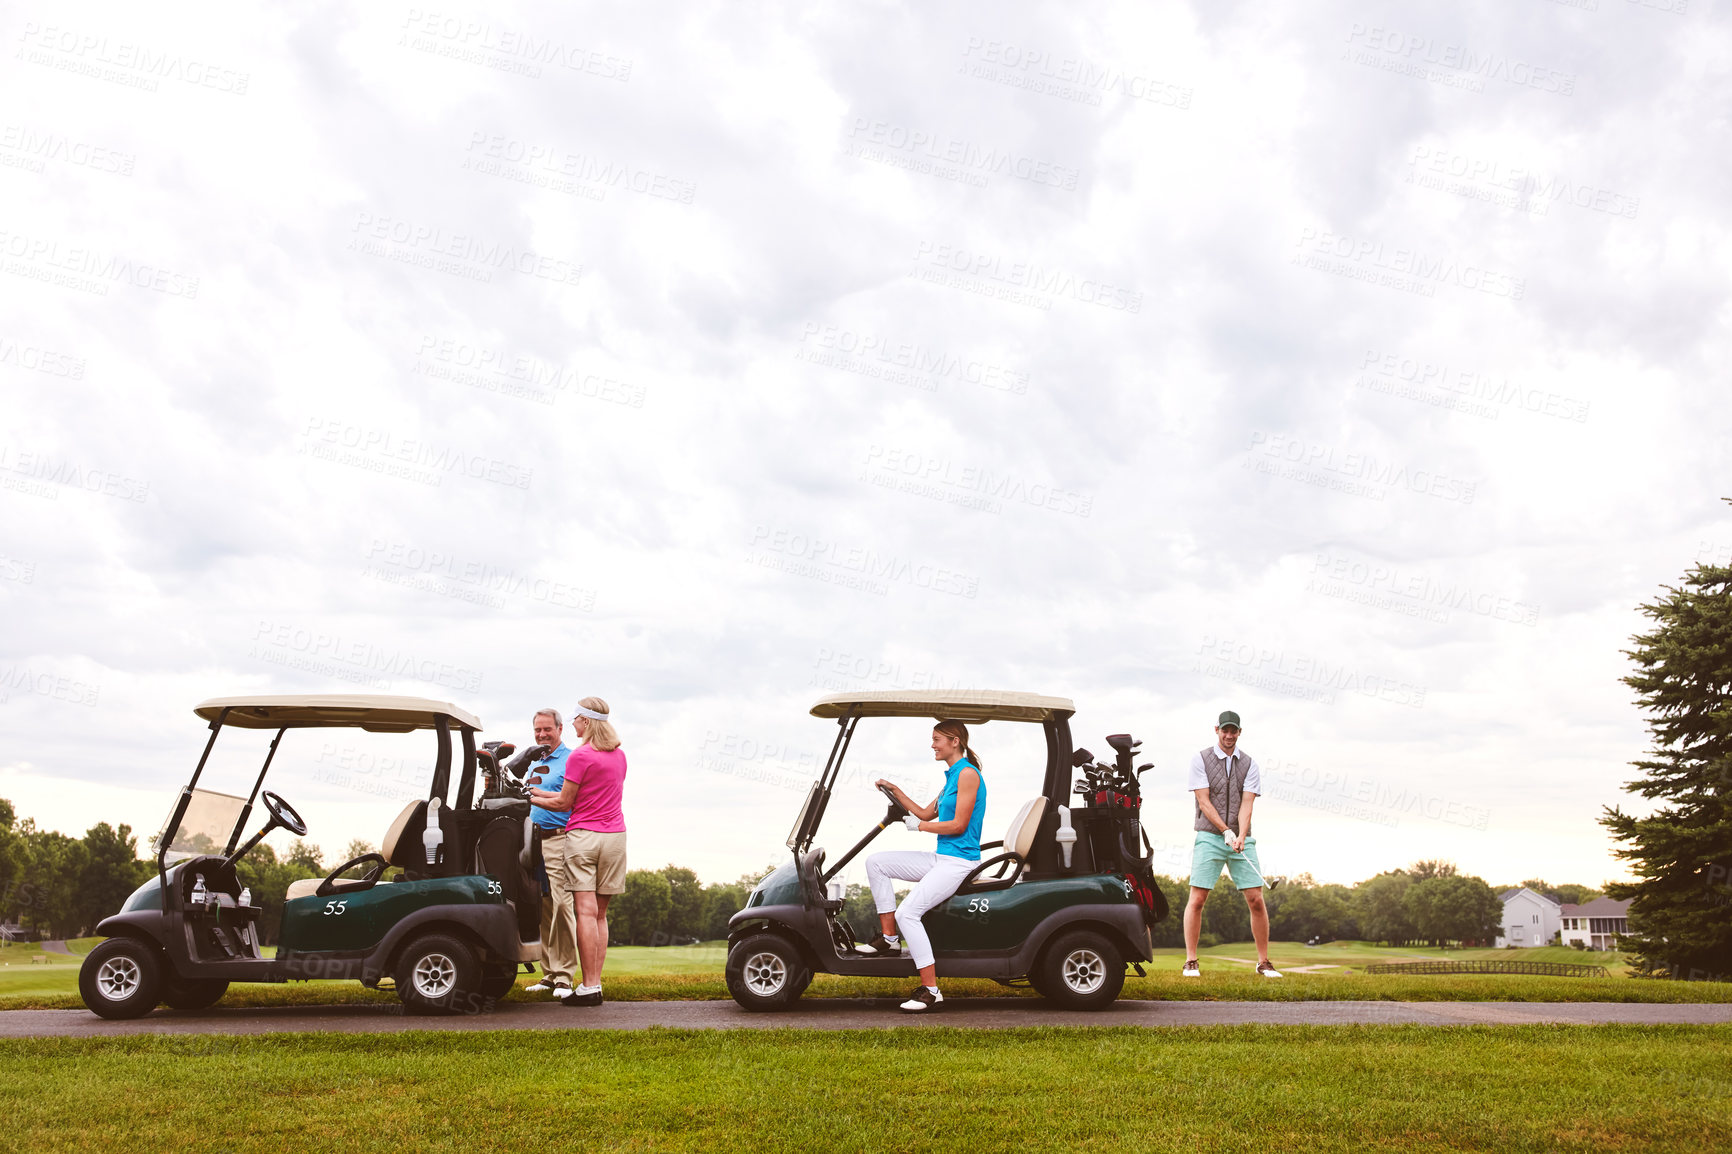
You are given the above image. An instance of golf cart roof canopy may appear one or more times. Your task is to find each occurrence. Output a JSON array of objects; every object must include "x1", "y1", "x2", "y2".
[
  {"x1": 808, "y1": 690, "x2": 1075, "y2": 724},
  {"x1": 193, "y1": 694, "x2": 484, "y2": 733}
]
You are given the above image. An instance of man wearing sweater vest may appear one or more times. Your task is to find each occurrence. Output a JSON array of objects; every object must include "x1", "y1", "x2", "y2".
[{"x1": 1181, "y1": 710, "x2": 1282, "y2": 978}]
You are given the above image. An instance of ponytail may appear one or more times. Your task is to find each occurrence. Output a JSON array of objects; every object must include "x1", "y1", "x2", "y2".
[{"x1": 964, "y1": 745, "x2": 983, "y2": 771}]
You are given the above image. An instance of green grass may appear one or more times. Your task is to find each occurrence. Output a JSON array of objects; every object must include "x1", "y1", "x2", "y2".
[
  {"x1": 0, "y1": 1026, "x2": 1724, "y2": 1152},
  {"x1": 0, "y1": 935, "x2": 100, "y2": 962},
  {"x1": 7, "y1": 940, "x2": 1724, "y2": 1011},
  {"x1": 1168, "y1": 939, "x2": 1633, "y2": 974}
]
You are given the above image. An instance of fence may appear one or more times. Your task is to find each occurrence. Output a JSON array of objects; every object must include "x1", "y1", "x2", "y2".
[{"x1": 1362, "y1": 960, "x2": 1608, "y2": 978}]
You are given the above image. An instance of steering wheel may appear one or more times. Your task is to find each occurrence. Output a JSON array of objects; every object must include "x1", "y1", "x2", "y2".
[
  {"x1": 261, "y1": 790, "x2": 308, "y2": 836},
  {"x1": 877, "y1": 783, "x2": 908, "y2": 819}
]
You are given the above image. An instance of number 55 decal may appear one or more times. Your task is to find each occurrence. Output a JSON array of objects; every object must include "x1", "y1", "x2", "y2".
[
  {"x1": 486, "y1": 880, "x2": 503, "y2": 895},
  {"x1": 323, "y1": 900, "x2": 348, "y2": 916}
]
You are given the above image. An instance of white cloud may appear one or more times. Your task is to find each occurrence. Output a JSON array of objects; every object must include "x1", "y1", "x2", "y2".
[{"x1": 1, "y1": 0, "x2": 1726, "y2": 891}]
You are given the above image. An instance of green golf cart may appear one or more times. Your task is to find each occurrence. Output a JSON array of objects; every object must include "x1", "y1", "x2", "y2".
[
  {"x1": 725, "y1": 690, "x2": 1167, "y2": 1011},
  {"x1": 79, "y1": 694, "x2": 544, "y2": 1019}
]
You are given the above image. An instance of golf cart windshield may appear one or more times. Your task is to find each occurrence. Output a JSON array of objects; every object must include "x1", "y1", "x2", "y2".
[
  {"x1": 157, "y1": 789, "x2": 248, "y2": 863},
  {"x1": 787, "y1": 782, "x2": 823, "y2": 850}
]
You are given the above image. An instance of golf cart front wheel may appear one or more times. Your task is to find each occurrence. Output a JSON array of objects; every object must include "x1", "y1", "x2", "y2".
[
  {"x1": 1034, "y1": 929, "x2": 1125, "y2": 1011},
  {"x1": 162, "y1": 978, "x2": 230, "y2": 1011},
  {"x1": 725, "y1": 933, "x2": 810, "y2": 1012},
  {"x1": 395, "y1": 932, "x2": 483, "y2": 1015},
  {"x1": 79, "y1": 937, "x2": 165, "y2": 1020}
]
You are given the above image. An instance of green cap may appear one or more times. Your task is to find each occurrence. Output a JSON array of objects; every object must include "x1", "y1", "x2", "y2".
[{"x1": 1217, "y1": 710, "x2": 1242, "y2": 730}]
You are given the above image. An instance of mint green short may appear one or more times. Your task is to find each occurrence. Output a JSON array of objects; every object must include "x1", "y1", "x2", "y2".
[{"x1": 1190, "y1": 832, "x2": 1266, "y2": 890}]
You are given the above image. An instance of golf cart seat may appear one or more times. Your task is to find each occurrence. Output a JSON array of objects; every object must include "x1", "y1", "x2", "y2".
[
  {"x1": 956, "y1": 796, "x2": 1047, "y2": 894},
  {"x1": 381, "y1": 799, "x2": 426, "y2": 868}
]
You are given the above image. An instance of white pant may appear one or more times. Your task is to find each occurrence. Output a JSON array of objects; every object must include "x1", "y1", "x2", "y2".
[{"x1": 865, "y1": 850, "x2": 977, "y2": 970}]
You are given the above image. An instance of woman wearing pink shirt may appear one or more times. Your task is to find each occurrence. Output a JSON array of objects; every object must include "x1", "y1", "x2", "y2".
[{"x1": 529, "y1": 696, "x2": 627, "y2": 1007}]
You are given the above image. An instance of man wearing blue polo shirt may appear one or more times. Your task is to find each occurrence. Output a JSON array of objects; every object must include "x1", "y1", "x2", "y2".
[
  {"x1": 521, "y1": 709, "x2": 576, "y2": 996},
  {"x1": 1181, "y1": 710, "x2": 1282, "y2": 979}
]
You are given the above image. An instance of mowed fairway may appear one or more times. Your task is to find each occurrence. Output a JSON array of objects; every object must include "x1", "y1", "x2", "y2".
[
  {"x1": 8, "y1": 940, "x2": 1728, "y2": 1011},
  {"x1": 1, "y1": 1025, "x2": 1726, "y2": 1152}
]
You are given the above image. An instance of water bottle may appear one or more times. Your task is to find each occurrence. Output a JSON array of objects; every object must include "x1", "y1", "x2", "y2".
[
  {"x1": 238, "y1": 887, "x2": 252, "y2": 907},
  {"x1": 423, "y1": 798, "x2": 444, "y2": 865},
  {"x1": 1055, "y1": 807, "x2": 1077, "y2": 869},
  {"x1": 190, "y1": 874, "x2": 208, "y2": 903}
]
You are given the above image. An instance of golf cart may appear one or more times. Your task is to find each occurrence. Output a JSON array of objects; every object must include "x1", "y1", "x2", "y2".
[
  {"x1": 725, "y1": 690, "x2": 1168, "y2": 1011},
  {"x1": 79, "y1": 694, "x2": 546, "y2": 1019}
]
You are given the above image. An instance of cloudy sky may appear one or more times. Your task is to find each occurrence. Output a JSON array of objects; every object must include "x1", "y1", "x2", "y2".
[{"x1": 2, "y1": 0, "x2": 1726, "y2": 892}]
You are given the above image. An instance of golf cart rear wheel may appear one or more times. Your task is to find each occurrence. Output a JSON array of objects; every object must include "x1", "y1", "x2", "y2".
[
  {"x1": 725, "y1": 933, "x2": 810, "y2": 1012},
  {"x1": 79, "y1": 937, "x2": 164, "y2": 1020},
  {"x1": 395, "y1": 933, "x2": 482, "y2": 1015},
  {"x1": 162, "y1": 978, "x2": 230, "y2": 1011},
  {"x1": 480, "y1": 963, "x2": 519, "y2": 1000},
  {"x1": 1034, "y1": 929, "x2": 1125, "y2": 1011}
]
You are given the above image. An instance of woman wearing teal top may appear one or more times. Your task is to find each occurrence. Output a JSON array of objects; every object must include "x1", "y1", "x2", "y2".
[{"x1": 865, "y1": 719, "x2": 987, "y2": 1013}]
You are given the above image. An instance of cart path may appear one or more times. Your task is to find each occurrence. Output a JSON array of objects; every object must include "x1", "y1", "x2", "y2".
[
  {"x1": 2, "y1": 1000, "x2": 1727, "y2": 1039},
  {"x1": 37, "y1": 941, "x2": 72, "y2": 956}
]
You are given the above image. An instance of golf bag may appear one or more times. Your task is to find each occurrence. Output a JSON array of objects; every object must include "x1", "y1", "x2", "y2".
[{"x1": 1074, "y1": 734, "x2": 1168, "y2": 927}]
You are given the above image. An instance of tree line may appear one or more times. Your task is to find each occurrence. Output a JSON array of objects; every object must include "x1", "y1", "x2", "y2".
[
  {"x1": 1173, "y1": 861, "x2": 1595, "y2": 950},
  {"x1": 0, "y1": 800, "x2": 154, "y2": 941},
  {"x1": 603, "y1": 858, "x2": 1586, "y2": 950},
  {"x1": 0, "y1": 796, "x2": 1594, "y2": 953}
]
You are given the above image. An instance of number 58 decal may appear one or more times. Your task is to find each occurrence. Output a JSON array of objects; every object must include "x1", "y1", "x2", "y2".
[{"x1": 966, "y1": 897, "x2": 991, "y2": 913}]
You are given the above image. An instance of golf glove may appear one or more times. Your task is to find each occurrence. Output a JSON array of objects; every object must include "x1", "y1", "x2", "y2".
[{"x1": 904, "y1": 815, "x2": 921, "y2": 831}]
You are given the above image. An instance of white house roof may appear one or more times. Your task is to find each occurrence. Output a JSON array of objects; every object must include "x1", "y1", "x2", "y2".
[
  {"x1": 194, "y1": 694, "x2": 483, "y2": 732},
  {"x1": 1561, "y1": 896, "x2": 1631, "y2": 917},
  {"x1": 1499, "y1": 886, "x2": 1560, "y2": 908},
  {"x1": 809, "y1": 690, "x2": 1075, "y2": 723}
]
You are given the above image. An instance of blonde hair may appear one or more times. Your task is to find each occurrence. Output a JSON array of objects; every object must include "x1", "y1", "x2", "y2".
[{"x1": 577, "y1": 696, "x2": 621, "y2": 752}]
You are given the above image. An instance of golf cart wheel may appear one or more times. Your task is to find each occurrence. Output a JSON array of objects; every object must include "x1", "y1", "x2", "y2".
[
  {"x1": 79, "y1": 937, "x2": 164, "y2": 1020},
  {"x1": 480, "y1": 963, "x2": 519, "y2": 1000},
  {"x1": 395, "y1": 933, "x2": 482, "y2": 1015},
  {"x1": 162, "y1": 978, "x2": 230, "y2": 1011},
  {"x1": 725, "y1": 933, "x2": 810, "y2": 1012},
  {"x1": 1034, "y1": 929, "x2": 1125, "y2": 1011}
]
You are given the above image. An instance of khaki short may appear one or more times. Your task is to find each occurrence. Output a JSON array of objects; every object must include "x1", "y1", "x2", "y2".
[{"x1": 563, "y1": 828, "x2": 628, "y2": 895}]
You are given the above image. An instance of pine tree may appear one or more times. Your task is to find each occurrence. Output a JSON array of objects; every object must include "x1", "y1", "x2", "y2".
[{"x1": 1602, "y1": 553, "x2": 1732, "y2": 981}]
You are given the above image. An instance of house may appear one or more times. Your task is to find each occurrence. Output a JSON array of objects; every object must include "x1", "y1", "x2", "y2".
[
  {"x1": 1561, "y1": 896, "x2": 1630, "y2": 951},
  {"x1": 1495, "y1": 887, "x2": 1561, "y2": 948}
]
